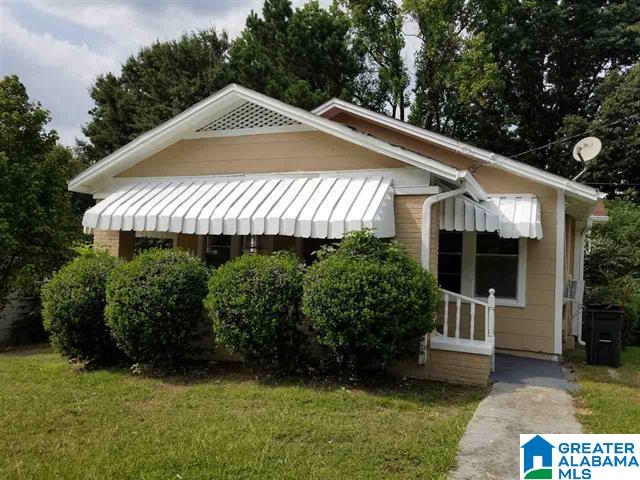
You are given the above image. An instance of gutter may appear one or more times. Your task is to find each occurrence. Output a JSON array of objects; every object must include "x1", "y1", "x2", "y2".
[
  {"x1": 314, "y1": 98, "x2": 603, "y2": 203},
  {"x1": 421, "y1": 185, "x2": 467, "y2": 270}
]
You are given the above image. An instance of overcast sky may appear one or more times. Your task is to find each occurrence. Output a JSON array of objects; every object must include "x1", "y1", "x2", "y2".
[{"x1": 1, "y1": 0, "x2": 417, "y2": 147}]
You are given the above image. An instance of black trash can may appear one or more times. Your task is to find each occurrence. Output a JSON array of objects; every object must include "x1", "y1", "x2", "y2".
[{"x1": 582, "y1": 304, "x2": 623, "y2": 367}]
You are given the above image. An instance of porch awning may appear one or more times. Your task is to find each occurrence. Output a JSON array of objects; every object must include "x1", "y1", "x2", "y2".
[
  {"x1": 83, "y1": 176, "x2": 395, "y2": 239},
  {"x1": 439, "y1": 195, "x2": 543, "y2": 239}
]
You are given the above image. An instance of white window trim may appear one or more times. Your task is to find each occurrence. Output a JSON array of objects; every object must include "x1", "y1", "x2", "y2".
[{"x1": 458, "y1": 232, "x2": 527, "y2": 308}]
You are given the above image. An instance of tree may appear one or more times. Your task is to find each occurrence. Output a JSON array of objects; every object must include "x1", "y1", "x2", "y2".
[
  {"x1": 404, "y1": 0, "x2": 504, "y2": 141},
  {"x1": 228, "y1": 0, "x2": 364, "y2": 110},
  {"x1": 585, "y1": 199, "x2": 640, "y2": 344},
  {"x1": 80, "y1": 28, "x2": 230, "y2": 163},
  {"x1": 468, "y1": 0, "x2": 640, "y2": 163},
  {"x1": 556, "y1": 63, "x2": 640, "y2": 197},
  {"x1": 405, "y1": 0, "x2": 640, "y2": 169},
  {"x1": 0, "y1": 75, "x2": 81, "y2": 308},
  {"x1": 340, "y1": 0, "x2": 410, "y2": 119}
]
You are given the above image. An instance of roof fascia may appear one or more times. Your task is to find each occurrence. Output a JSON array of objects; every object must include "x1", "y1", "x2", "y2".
[
  {"x1": 69, "y1": 84, "x2": 244, "y2": 193},
  {"x1": 69, "y1": 85, "x2": 462, "y2": 194},
  {"x1": 314, "y1": 98, "x2": 603, "y2": 203},
  {"x1": 230, "y1": 88, "x2": 461, "y2": 182},
  {"x1": 459, "y1": 170, "x2": 487, "y2": 201}
]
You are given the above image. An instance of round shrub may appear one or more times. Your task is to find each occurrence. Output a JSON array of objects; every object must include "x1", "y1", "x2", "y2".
[
  {"x1": 41, "y1": 251, "x2": 122, "y2": 365},
  {"x1": 105, "y1": 249, "x2": 209, "y2": 367},
  {"x1": 205, "y1": 252, "x2": 305, "y2": 371},
  {"x1": 303, "y1": 230, "x2": 439, "y2": 373}
]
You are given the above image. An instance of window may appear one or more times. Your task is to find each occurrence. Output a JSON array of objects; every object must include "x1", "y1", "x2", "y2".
[
  {"x1": 474, "y1": 233, "x2": 519, "y2": 299},
  {"x1": 437, "y1": 231, "x2": 527, "y2": 307},
  {"x1": 205, "y1": 235, "x2": 231, "y2": 267},
  {"x1": 437, "y1": 232, "x2": 463, "y2": 293},
  {"x1": 134, "y1": 237, "x2": 174, "y2": 254}
]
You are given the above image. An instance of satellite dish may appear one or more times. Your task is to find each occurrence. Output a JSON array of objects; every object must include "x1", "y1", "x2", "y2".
[
  {"x1": 572, "y1": 136, "x2": 602, "y2": 163},
  {"x1": 571, "y1": 137, "x2": 601, "y2": 181}
]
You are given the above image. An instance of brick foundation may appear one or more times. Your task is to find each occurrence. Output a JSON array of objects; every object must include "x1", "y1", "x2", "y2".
[
  {"x1": 93, "y1": 230, "x2": 135, "y2": 259},
  {"x1": 390, "y1": 347, "x2": 491, "y2": 386},
  {"x1": 428, "y1": 349, "x2": 491, "y2": 386}
]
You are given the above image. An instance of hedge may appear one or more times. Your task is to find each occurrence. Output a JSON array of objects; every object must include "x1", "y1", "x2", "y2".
[
  {"x1": 303, "y1": 230, "x2": 439, "y2": 373},
  {"x1": 205, "y1": 252, "x2": 305, "y2": 371},
  {"x1": 41, "y1": 251, "x2": 122, "y2": 365},
  {"x1": 105, "y1": 248, "x2": 209, "y2": 367}
]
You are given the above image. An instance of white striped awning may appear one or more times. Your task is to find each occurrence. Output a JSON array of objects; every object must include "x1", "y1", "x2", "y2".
[
  {"x1": 83, "y1": 177, "x2": 395, "y2": 239},
  {"x1": 439, "y1": 195, "x2": 543, "y2": 239}
]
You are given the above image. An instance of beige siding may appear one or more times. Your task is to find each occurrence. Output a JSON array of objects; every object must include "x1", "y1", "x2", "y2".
[
  {"x1": 333, "y1": 113, "x2": 560, "y2": 356},
  {"x1": 100, "y1": 110, "x2": 562, "y2": 357},
  {"x1": 393, "y1": 195, "x2": 423, "y2": 264},
  {"x1": 118, "y1": 131, "x2": 406, "y2": 178},
  {"x1": 432, "y1": 207, "x2": 557, "y2": 354}
]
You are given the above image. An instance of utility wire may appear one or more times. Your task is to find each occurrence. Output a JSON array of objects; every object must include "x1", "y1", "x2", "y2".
[
  {"x1": 586, "y1": 182, "x2": 640, "y2": 187},
  {"x1": 512, "y1": 113, "x2": 640, "y2": 158}
]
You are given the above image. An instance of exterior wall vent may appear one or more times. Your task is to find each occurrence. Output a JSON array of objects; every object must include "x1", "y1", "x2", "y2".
[{"x1": 197, "y1": 101, "x2": 302, "y2": 132}]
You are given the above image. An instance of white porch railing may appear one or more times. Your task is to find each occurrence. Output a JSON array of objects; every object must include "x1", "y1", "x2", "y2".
[
  {"x1": 420, "y1": 288, "x2": 496, "y2": 371},
  {"x1": 441, "y1": 288, "x2": 495, "y2": 344}
]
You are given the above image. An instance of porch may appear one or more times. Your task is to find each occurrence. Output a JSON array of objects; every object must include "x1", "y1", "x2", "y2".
[
  {"x1": 393, "y1": 288, "x2": 497, "y2": 386},
  {"x1": 82, "y1": 173, "x2": 546, "y2": 386}
]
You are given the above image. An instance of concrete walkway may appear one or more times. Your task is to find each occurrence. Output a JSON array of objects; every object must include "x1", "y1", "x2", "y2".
[{"x1": 449, "y1": 354, "x2": 582, "y2": 480}]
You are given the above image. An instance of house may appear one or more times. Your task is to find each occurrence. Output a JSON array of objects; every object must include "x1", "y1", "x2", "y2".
[{"x1": 69, "y1": 84, "x2": 605, "y2": 386}]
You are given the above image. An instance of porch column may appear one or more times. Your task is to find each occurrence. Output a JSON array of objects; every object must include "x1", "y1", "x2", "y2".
[
  {"x1": 176, "y1": 233, "x2": 199, "y2": 254},
  {"x1": 93, "y1": 230, "x2": 135, "y2": 260}
]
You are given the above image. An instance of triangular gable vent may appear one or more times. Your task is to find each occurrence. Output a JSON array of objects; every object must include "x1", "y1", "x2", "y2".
[{"x1": 191, "y1": 101, "x2": 309, "y2": 137}]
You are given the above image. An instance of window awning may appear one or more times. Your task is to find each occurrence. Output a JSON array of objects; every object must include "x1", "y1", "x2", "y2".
[
  {"x1": 439, "y1": 195, "x2": 543, "y2": 239},
  {"x1": 83, "y1": 176, "x2": 395, "y2": 239}
]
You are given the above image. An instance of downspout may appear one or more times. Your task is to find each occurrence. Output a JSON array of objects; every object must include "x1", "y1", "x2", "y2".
[
  {"x1": 576, "y1": 219, "x2": 592, "y2": 346},
  {"x1": 418, "y1": 184, "x2": 467, "y2": 367},
  {"x1": 421, "y1": 185, "x2": 467, "y2": 270}
]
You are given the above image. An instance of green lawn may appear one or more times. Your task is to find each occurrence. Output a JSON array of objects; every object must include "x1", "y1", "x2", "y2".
[
  {"x1": 0, "y1": 345, "x2": 485, "y2": 480},
  {"x1": 564, "y1": 346, "x2": 640, "y2": 433}
]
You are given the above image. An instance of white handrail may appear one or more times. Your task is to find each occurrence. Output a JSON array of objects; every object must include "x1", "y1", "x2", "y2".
[
  {"x1": 488, "y1": 288, "x2": 496, "y2": 371},
  {"x1": 443, "y1": 293, "x2": 449, "y2": 337},
  {"x1": 422, "y1": 288, "x2": 497, "y2": 372},
  {"x1": 470, "y1": 303, "x2": 476, "y2": 341},
  {"x1": 439, "y1": 288, "x2": 488, "y2": 307},
  {"x1": 439, "y1": 288, "x2": 495, "y2": 343},
  {"x1": 430, "y1": 287, "x2": 496, "y2": 372}
]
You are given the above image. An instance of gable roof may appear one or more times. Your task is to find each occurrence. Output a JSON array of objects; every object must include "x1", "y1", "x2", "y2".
[
  {"x1": 69, "y1": 84, "x2": 481, "y2": 197},
  {"x1": 314, "y1": 98, "x2": 605, "y2": 203}
]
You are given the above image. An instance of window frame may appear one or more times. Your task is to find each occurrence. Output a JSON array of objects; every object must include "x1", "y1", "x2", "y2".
[
  {"x1": 464, "y1": 232, "x2": 527, "y2": 307},
  {"x1": 446, "y1": 231, "x2": 527, "y2": 308}
]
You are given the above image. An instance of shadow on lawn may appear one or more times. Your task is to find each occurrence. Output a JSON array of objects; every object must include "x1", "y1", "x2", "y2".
[
  {"x1": 155, "y1": 360, "x2": 487, "y2": 408},
  {"x1": 1, "y1": 343, "x2": 487, "y2": 408}
]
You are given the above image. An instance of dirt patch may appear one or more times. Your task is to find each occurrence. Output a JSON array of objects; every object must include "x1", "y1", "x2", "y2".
[
  {"x1": 573, "y1": 396, "x2": 593, "y2": 416},
  {"x1": 607, "y1": 368, "x2": 620, "y2": 380}
]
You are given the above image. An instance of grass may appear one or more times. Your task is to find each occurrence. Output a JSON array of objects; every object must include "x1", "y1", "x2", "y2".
[
  {"x1": 0, "y1": 345, "x2": 486, "y2": 480},
  {"x1": 564, "y1": 346, "x2": 640, "y2": 433}
]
